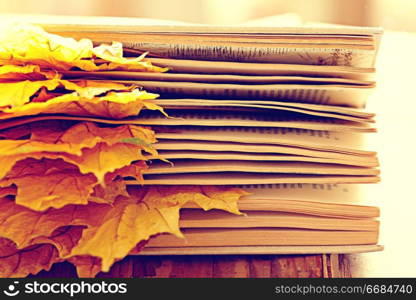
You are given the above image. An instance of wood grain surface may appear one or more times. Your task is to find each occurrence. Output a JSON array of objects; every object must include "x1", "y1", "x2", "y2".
[{"x1": 31, "y1": 254, "x2": 351, "y2": 278}]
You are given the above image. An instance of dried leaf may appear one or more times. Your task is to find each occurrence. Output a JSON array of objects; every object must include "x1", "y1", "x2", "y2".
[
  {"x1": 0, "y1": 88, "x2": 160, "y2": 120},
  {"x1": 0, "y1": 196, "x2": 82, "y2": 248},
  {"x1": 0, "y1": 238, "x2": 60, "y2": 277},
  {"x1": 0, "y1": 158, "x2": 99, "y2": 210},
  {"x1": 90, "y1": 161, "x2": 149, "y2": 204},
  {"x1": 0, "y1": 64, "x2": 56, "y2": 81},
  {"x1": 0, "y1": 226, "x2": 83, "y2": 277},
  {"x1": 68, "y1": 186, "x2": 246, "y2": 272},
  {"x1": 93, "y1": 43, "x2": 168, "y2": 72},
  {"x1": 0, "y1": 186, "x2": 16, "y2": 198},
  {"x1": 0, "y1": 79, "x2": 60, "y2": 108},
  {"x1": 68, "y1": 256, "x2": 103, "y2": 278},
  {"x1": 31, "y1": 226, "x2": 84, "y2": 257},
  {"x1": 0, "y1": 23, "x2": 166, "y2": 72},
  {"x1": 0, "y1": 184, "x2": 246, "y2": 276},
  {"x1": 0, "y1": 122, "x2": 157, "y2": 182}
]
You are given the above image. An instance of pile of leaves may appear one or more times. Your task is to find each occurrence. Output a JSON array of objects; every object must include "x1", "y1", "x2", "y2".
[{"x1": 0, "y1": 24, "x2": 246, "y2": 277}]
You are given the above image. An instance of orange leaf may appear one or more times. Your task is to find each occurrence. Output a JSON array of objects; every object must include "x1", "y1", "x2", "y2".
[
  {"x1": 0, "y1": 226, "x2": 83, "y2": 277},
  {"x1": 68, "y1": 185, "x2": 246, "y2": 272},
  {"x1": 0, "y1": 121, "x2": 157, "y2": 183},
  {"x1": 0, "y1": 158, "x2": 98, "y2": 210},
  {"x1": 0, "y1": 238, "x2": 60, "y2": 277},
  {"x1": 0, "y1": 64, "x2": 56, "y2": 81}
]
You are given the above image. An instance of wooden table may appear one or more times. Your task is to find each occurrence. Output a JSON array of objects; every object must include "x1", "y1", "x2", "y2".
[{"x1": 32, "y1": 254, "x2": 350, "y2": 278}]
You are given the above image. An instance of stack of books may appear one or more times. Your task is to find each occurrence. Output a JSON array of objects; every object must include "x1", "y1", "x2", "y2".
[{"x1": 42, "y1": 17, "x2": 383, "y2": 254}]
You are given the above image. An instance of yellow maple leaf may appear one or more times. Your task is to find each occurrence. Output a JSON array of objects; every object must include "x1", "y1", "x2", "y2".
[
  {"x1": 0, "y1": 23, "x2": 166, "y2": 72},
  {"x1": 68, "y1": 185, "x2": 247, "y2": 273},
  {"x1": 0, "y1": 158, "x2": 99, "y2": 210},
  {"x1": 0, "y1": 76, "x2": 163, "y2": 119},
  {"x1": 0, "y1": 163, "x2": 143, "y2": 250},
  {"x1": 0, "y1": 121, "x2": 157, "y2": 183},
  {"x1": 0, "y1": 226, "x2": 82, "y2": 277},
  {"x1": 0, "y1": 157, "x2": 149, "y2": 211},
  {"x1": 0, "y1": 238, "x2": 60, "y2": 277},
  {"x1": 0, "y1": 184, "x2": 246, "y2": 277},
  {"x1": 0, "y1": 79, "x2": 61, "y2": 108},
  {"x1": 92, "y1": 43, "x2": 168, "y2": 72},
  {"x1": 30, "y1": 226, "x2": 84, "y2": 257},
  {"x1": 0, "y1": 195, "x2": 81, "y2": 248},
  {"x1": 0, "y1": 186, "x2": 16, "y2": 198},
  {"x1": 0, "y1": 64, "x2": 56, "y2": 81},
  {"x1": 0, "y1": 87, "x2": 160, "y2": 120}
]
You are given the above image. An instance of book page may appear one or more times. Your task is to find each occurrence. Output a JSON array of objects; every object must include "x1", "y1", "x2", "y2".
[
  {"x1": 117, "y1": 80, "x2": 373, "y2": 108},
  {"x1": 154, "y1": 140, "x2": 377, "y2": 162},
  {"x1": 155, "y1": 98, "x2": 375, "y2": 118},
  {"x1": 139, "y1": 245, "x2": 383, "y2": 255},
  {"x1": 155, "y1": 126, "x2": 376, "y2": 154},
  {"x1": 135, "y1": 173, "x2": 380, "y2": 185},
  {"x1": 91, "y1": 37, "x2": 378, "y2": 67},
  {"x1": 137, "y1": 111, "x2": 376, "y2": 132},
  {"x1": 181, "y1": 183, "x2": 380, "y2": 216},
  {"x1": 64, "y1": 70, "x2": 375, "y2": 86},
  {"x1": 145, "y1": 160, "x2": 379, "y2": 176},
  {"x1": 146, "y1": 228, "x2": 378, "y2": 247},
  {"x1": 154, "y1": 151, "x2": 379, "y2": 167},
  {"x1": 25, "y1": 14, "x2": 381, "y2": 35},
  {"x1": 152, "y1": 100, "x2": 373, "y2": 123},
  {"x1": 43, "y1": 30, "x2": 376, "y2": 67},
  {"x1": 6, "y1": 14, "x2": 380, "y2": 66},
  {"x1": 178, "y1": 210, "x2": 379, "y2": 231},
  {"x1": 239, "y1": 183, "x2": 372, "y2": 203},
  {"x1": 146, "y1": 58, "x2": 375, "y2": 80}
]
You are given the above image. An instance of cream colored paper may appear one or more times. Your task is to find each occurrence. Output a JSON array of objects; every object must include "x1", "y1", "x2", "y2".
[
  {"x1": 117, "y1": 80, "x2": 374, "y2": 108},
  {"x1": 154, "y1": 140, "x2": 377, "y2": 162},
  {"x1": 145, "y1": 160, "x2": 379, "y2": 176},
  {"x1": 135, "y1": 173, "x2": 380, "y2": 185},
  {"x1": 155, "y1": 126, "x2": 376, "y2": 154},
  {"x1": 137, "y1": 111, "x2": 376, "y2": 132},
  {"x1": 179, "y1": 210, "x2": 379, "y2": 231},
  {"x1": 154, "y1": 151, "x2": 378, "y2": 167}
]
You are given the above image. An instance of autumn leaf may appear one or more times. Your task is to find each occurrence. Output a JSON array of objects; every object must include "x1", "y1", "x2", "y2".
[
  {"x1": 0, "y1": 238, "x2": 60, "y2": 278},
  {"x1": 0, "y1": 226, "x2": 82, "y2": 277},
  {"x1": 0, "y1": 79, "x2": 61, "y2": 108},
  {"x1": 0, "y1": 64, "x2": 56, "y2": 81},
  {"x1": 0, "y1": 121, "x2": 157, "y2": 183},
  {"x1": 0, "y1": 158, "x2": 99, "y2": 210},
  {"x1": 31, "y1": 226, "x2": 84, "y2": 257},
  {"x1": 0, "y1": 195, "x2": 81, "y2": 248},
  {"x1": 92, "y1": 43, "x2": 168, "y2": 72},
  {"x1": 0, "y1": 186, "x2": 16, "y2": 198},
  {"x1": 0, "y1": 157, "x2": 149, "y2": 211},
  {"x1": 0, "y1": 23, "x2": 166, "y2": 72},
  {"x1": 68, "y1": 256, "x2": 103, "y2": 278},
  {"x1": 0, "y1": 88, "x2": 160, "y2": 120},
  {"x1": 68, "y1": 185, "x2": 247, "y2": 273},
  {"x1": 0, "y1": 77, "x2": 162, "y2": 120},
  {"x1": 0, "y1": 184, "x2": 246, "y2": 277}
]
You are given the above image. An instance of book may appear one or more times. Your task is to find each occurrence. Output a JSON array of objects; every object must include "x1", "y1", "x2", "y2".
[
  {"x1": 24, "y1": 15, "x2": 382, "y2": 255},
  {"x1": 146, "y1": 183, "x2": 379, "y2": 249}
]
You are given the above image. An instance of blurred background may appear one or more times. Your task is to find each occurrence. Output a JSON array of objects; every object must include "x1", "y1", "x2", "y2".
[{"x1": 0, "y1": 0, "x2": 415, "y2": 31}]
